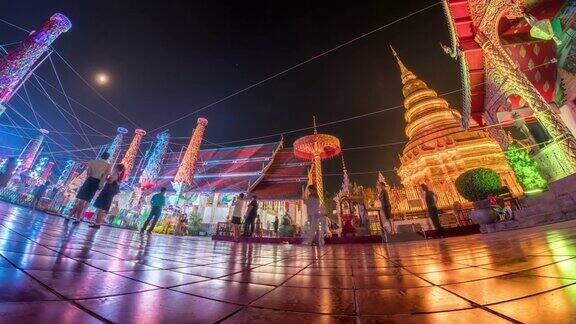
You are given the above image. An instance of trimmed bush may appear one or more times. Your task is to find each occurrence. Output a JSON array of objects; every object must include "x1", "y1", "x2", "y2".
[{"x1": 455, "y1": 168, "x2": 502, "y2": 202}]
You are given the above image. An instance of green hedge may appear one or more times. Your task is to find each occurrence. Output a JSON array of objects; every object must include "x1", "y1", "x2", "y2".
[{"x1": 455, "y1": 168, "x2": 502, "y2": 202}]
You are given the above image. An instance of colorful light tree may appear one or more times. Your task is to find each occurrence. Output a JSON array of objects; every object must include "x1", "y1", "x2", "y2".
[
  {"x1": 139, "y1": 130, "x2": 170, "y2": 189},
  {"x1": 505, "y1": 143, "x2": 547, "y2": 191},
  {"x1": 18, "y1": 128, "x2": 49, "y2": 171},
  {"x1": 55, "y1": 160, "x2": 76, "y2": 189},
  {"x1": 0, "y1": 13, "x2": 71, "y2": 115},
  {"x1": 120, "y1": 128, "x2": 146, "y2": 181},
  {"x1": 107, "y1": 127, "x2": 128, "y2": 165},
  {"x1": 29, "y1": 157, "x2": 49, "y2": 180},
  {"x1": 173, "y1": 118, "x2": 208, "y2": 192}
]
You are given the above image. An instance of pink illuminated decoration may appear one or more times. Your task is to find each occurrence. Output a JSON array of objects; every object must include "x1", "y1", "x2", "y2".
[
  {"x1": 174, "y1": 118, "x2": 208, "y2": 190},
  {"x1": 41, "y1": 161, "x2": 54, "y2": 181},
  {"x1": 0, "y1": 13, "x2": 71, "y2": 115},
  {"x1": 120, "y1": 128, "x2": 146, "y2": 181},
  {"x1": 18, "y1": 128, "x2": 49, "y2": 172}
]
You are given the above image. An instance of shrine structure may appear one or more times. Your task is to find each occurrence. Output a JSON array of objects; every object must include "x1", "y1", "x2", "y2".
[
  {"x1": 392, "y1": 47, "x2": 523, "y2": 208},
  {"x1": 443, "y1": 0, "x2": 576, "y2": 181}
]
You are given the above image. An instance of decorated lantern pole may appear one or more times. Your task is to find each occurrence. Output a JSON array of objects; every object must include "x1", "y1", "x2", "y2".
[
  {"x1": 173, "y1": 118, "x2": 208, "y2": 194},
  {"x1": 55, "y1": 160, "x2": 76, "y2": 189},
  {"x1": 120, "y1": 128, "x2": 146, "y2": 181},
  {"x1": 294, "y1": 117, "x2": 341, "y2": 205},
  {"x1": 139, "y1": 130, "x2": 170, "y2": 190},
  {"x1": 18, "y1": 128, "x2": 49, "y2": 172},
  {"x1": 41, "y1": 161, "x2": 54, "y2": 181},
  {"x1": 0, "y1": 13, "x2": 71, "y2": 116},
  {"x1": 107, "y1": 127, "x2": 128, "y2": 166},
  {"x1": 29, "y1": 157, "x2": 49, "y2": 181}
]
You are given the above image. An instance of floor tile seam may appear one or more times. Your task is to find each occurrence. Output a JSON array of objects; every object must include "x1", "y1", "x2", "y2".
[
  {"x1": 479, "y1": 281, "x2": 576, "y2": 308},
  {"x1": 244, "y1": 248, "x2": 332, "y2": 312},
  {"x1": 69, "y1": 287, "x2": 162, "y2": 301},
  {"x1": 165, "y1": 287, "x2": 247, "y2": 307},
  {"x1": 111, "y1": 270, "x2": 213, "y2": 289},
  {"x1": 470, "y1": 255, "x2": 576, "y2": 271},
  {"x1": 0, "y1": 252, "x2": 111, "y2": 323},
  {"x1": 228, "y1": 304, "x2": 361, "y2": 317},
  {"x1": 387, "y1": 254, "x2": 522, "y2": 324}
]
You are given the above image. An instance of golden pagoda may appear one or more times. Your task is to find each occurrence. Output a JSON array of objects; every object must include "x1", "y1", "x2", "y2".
[{"x1": 391, "y1": 47, "x2": 523, "y2": 205}]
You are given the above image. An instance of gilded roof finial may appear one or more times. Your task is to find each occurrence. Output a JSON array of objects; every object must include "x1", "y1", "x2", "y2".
[
  {"x1": 313, "y1": 116, "x2": 318, "y2": 135},
  {"x1": 390, "y1": 45, "x2": 416, "y2": 84}
]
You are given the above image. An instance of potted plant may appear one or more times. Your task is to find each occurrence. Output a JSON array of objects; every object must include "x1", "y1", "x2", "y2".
[{"x1": 455, "y1": 168, "x2": 502, "y2": 225}]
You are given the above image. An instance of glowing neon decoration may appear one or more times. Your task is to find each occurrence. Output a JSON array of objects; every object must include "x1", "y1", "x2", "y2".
[
  {"x1": 55, "y1": 160, "x2": 75, "y2": 188},
  {"x1": 120, "y1": 128, "x2": 146, "y2": 181},
  {"x1": 107, "y1": 127, "x2": 128, "y2": 165},
  {"x1": 29, "y1": 157, "x2": 49, "y2": 180},
  {"x1": 140, "y1": 130, "x2": 169, "y2": 189},
  {"x1": 18, "y1": 128, "x2": 49, "y2": 171},
  {"x1": 174, "y1": 118, "x2": 208, "y2": 190},
  {"x1": 505, "y1": 143, "x2": 547, "y2": 191},
  {"x1": 0, "y1": 14, "x2": 71, "y2": 115}
]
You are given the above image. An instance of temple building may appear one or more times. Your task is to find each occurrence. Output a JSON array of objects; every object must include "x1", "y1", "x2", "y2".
[
  {"x1": 392, "y1": 48, "x2": 523, "y2": 208},
  {"x1": 150, "y1": 141, "x2": 310, "y2": 231},
  {"x1": 443, "y1": 0, "x2": 576, "y2": 181}
]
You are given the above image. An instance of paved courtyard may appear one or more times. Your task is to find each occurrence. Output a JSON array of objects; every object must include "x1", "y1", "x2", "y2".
[{"x1": 0, "y1": 202, "x2": 575, "y2": 323}]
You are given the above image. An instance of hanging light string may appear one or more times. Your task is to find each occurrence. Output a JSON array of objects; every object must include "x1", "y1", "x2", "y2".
[
  {"x1": 173, "y1": 52, "x2": 574, "y2": 149},
  {"x1": 47, "y1": 54, "x2": 96, "y2": 155},
  {"x1": 0, "y1": 17, "x2": 141, "y2": 129},
  {"x1": 140, "y1": 2, "x2": 443, "y2": 133}
]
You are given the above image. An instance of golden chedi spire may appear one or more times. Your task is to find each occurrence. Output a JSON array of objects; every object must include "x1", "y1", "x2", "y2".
[
  {"x1": 391, "y1": 46, "x2": 523, "y2": 203},
  {"x1": 390, "y1": 46, "x2": 464, "y2": 153}
]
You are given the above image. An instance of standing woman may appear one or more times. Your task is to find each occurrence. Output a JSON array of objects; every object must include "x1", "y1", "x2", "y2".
[
  {"x1": 230, "y1": 193, "x2": 245, "y2": 241},
  {"x1": 70, "y1": 152, "x2": 111, "y2": 223},
  {"x1": 90, "y1": 164, "x2": 125, "y2": 228},
  {"x1": 302, "y1": 185, "x2": 326, "y2": 247}
]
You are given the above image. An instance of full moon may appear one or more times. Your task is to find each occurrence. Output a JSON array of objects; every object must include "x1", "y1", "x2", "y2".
[{"x1": 95, "y1": 73, "x2": 110, "y2": 85}]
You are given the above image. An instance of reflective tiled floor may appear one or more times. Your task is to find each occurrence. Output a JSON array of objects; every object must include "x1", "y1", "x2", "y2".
[{"x1": 1, "y1": 202, "x2": 576, "y2": 323}]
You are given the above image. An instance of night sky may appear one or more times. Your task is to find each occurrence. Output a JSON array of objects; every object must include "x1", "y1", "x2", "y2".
[{"x1": 1, "y1": 0, "x2": 461, "y2": 194}]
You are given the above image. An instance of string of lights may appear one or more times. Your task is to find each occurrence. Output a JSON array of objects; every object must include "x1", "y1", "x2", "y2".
[{"x1": 147, "y1": 2, "x2": 442, "y2": 133}]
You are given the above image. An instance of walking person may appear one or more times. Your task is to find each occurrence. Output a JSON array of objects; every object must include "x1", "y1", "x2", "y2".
[
  {"x1": 377, "y1": 181, "x2": 394, "y2": 234},
  {"x1": 90, "y1": 164, "x2": 125, "y2": 228},
  {"x1": 31, "y1": 181, "x2": 50, "y2": 210},
  {"x1": 302, "y1": 185, "x2": 326, "y2": 247},
  {"x1": 230, "y1": 193, "x2": 245, "y2": 241},
  {"x1": 273, "y1": 215, "x2": 279, "y2": 237},
  {"x1": 69, "y1": 152, "x2": 111, "y2": 223},
  {"x1": 421, "y1": 184, "x2": 444, "y2": 238},
  {"x1": 141, "y1": 187, "x2": 167, "y2": 234},
  {"x1": 242, "y1": 195, "x2": 258, "y2": 237}
]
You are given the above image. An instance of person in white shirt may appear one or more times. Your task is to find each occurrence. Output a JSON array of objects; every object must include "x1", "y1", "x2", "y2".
[
  {"x1": 302, "y1": 185, "x2": 327, "y2": 247},
  {"x1": 69, "y1": 152, "x2": 111, "y2": 224},
  {"x1": 230, "y1": 193, "x2": 245, "y2": 241}
]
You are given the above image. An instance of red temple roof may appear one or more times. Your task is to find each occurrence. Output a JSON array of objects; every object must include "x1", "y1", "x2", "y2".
[
  {"x1": 153, "y1": 142, "x2": 310, "y2": 199},
  {"x1": 155, "y1": 142, "x2": 279, "y2": 192},
  {"x1": 250, "y1": 149, "x2": 310, "y2": 200}
]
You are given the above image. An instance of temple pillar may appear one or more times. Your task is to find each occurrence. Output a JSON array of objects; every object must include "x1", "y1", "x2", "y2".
[{"x1": 483, "y1": 112, "x2": 509, "y2": 150}]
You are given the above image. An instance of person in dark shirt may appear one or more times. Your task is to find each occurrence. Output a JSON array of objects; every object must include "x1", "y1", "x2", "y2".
[
  {"x1": 273, "y1": 215, "x2": 279, "y2": 237},
  {"x1": 421, "y1": 184, "x2": 444, "y2": 238},
  {"x1": 141, "y1": 187, "x2": 167, "y2": 234},
  {"x1": 242, "y1": 196, "x2": 258, "y2": 237},
  {"x1": 32, "y1": 181, "x2": 50, "y2": 210},
  {"x1": 377, "y1": 181, "x2": 394, "y2": 234}
]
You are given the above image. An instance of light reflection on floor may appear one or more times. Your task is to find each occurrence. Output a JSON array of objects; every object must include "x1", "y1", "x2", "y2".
[{"x1": 0, "y1": 201, "x2": 575, "y2": 323}]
